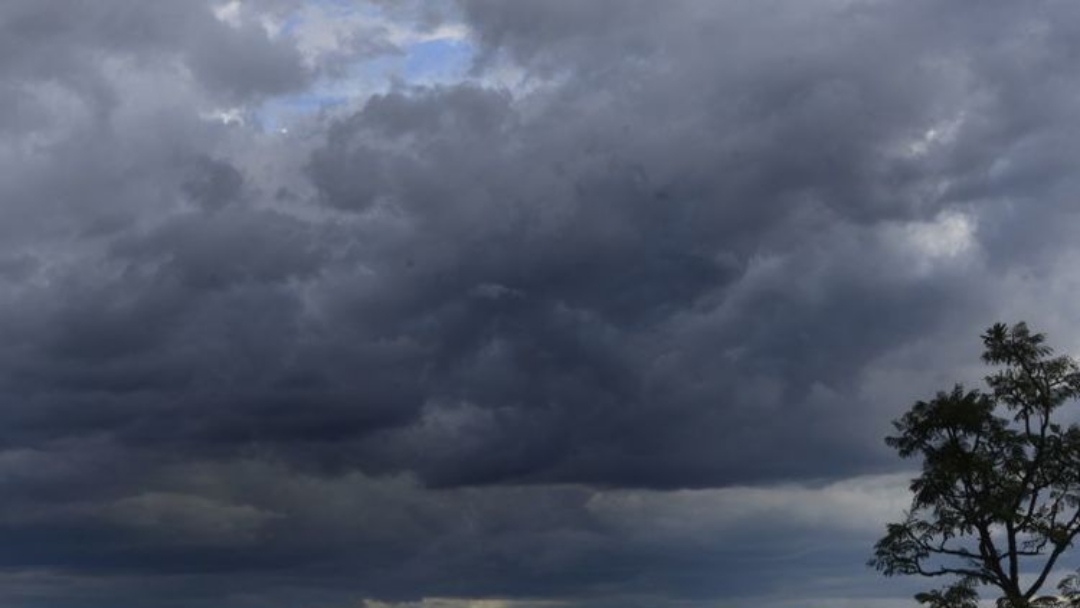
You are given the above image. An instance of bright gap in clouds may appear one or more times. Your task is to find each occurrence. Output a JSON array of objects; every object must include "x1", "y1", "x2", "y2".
[{"x1": 252, "y1": 0, "x2": 475, "y2": 131}]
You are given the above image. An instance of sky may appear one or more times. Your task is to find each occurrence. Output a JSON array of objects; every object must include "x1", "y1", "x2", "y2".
[{"x1": 3, "y1": 0, "x2": 1080, "y2": 606}]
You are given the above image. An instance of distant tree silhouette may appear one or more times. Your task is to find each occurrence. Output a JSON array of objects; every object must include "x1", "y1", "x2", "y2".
[{"x1": 871, "y1": 322, "x2": 1080, "y2": 608}]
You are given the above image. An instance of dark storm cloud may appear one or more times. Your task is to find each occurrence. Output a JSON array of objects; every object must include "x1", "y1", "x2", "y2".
[
  {"x1": 0, "y1": 0, "x2": 309, "y2": 102},
  {"x1": 291, "y1": 0, "x2": 1002, "y2": 487},
  {"x1": 6, "y1": 0, "x2": 1080, "y2": 606},
  {"x1": 0, "y1": 454, "x2": 908, "y2": 608}
]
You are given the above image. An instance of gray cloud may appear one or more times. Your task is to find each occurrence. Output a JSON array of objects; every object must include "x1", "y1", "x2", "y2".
[{"x1": 3, "y1": 0, "x2": 1080, "y2": 606}]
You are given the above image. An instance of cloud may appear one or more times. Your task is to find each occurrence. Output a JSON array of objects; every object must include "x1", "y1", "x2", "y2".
[
  {"x1": 4, "y1": 0, "x2": 1080, "y2": 606},
  {"x1": 586, "y1": 473, "x2": 912, "y2": 540},
  {"x1": 0, "y1": 449, "x2": 916, "y2": 606},
  {"x1": 102, "y1": 492, "x2": 281, "y2": 544}
]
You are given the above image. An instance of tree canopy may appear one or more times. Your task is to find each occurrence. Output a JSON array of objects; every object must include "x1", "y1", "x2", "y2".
[{"x1": 871, "y1": 322, "x2": 1080, "y2": 608}]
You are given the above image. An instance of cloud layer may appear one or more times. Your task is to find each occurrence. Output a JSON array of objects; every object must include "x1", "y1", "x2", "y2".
[{"x1": 4, "y1": 0, "x2": 1080, "y2": 606}]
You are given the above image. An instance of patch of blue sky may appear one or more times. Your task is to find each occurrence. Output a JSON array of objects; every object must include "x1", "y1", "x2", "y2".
[
  {"x1": 276, "y1": 0, "x2": 375, "y2": 37},
  {"x1": 277, "y1": 12, "x2": 304, "y2": 37},
  {"x1": 256, "y1": 92, "x2": 350, "y2": 131},
  {"x1": 403, "y1": 37, "x2": 475, "y2": 83},
  {"x1": 256, "y1": 37, "x2": 475, "y2": 132},
  {"x1": 250, "y1": 0, "x2": 476, "y2": 132}
]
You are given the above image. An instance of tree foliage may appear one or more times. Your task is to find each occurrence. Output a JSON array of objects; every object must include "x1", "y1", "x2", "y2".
[{"x1": 871, "y1": 322, "x2": 1080, "y2": 608}]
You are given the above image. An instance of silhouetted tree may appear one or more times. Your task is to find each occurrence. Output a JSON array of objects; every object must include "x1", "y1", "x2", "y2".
[{"x1": 871, "y1": 322, "x2": 1080, "y2": 608}]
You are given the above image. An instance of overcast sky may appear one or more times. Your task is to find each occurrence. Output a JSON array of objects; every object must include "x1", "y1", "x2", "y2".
[{"x1": 4, "y1": 1, "x2": 1080, "y2": 606}]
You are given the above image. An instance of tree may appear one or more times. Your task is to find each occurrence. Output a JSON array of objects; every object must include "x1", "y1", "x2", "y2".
[{"x1": 870, "y1": 322, "x2": 1080, "y2": 608}]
